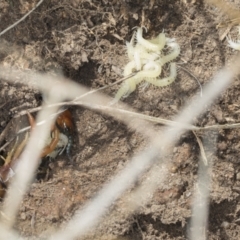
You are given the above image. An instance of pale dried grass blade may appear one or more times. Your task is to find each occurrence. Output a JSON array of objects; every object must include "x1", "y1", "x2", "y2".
[
  {"x1": 49, "y1": 56, "x2": 240, "y2": 240},
  {"x1": 192, "y1": 131, "x2": 208, "y2": 165}
]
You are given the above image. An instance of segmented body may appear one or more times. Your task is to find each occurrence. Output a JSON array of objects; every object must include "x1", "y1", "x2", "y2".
[
  {"x1": 0, "y1": 108, "x2": 74, "y2": 198},
  {"x1": 56, "y1": 109, "x2": 73, "y2": 158},
  {"x1": 114, "y1": 27, "x2": 180, "y2": 102}
]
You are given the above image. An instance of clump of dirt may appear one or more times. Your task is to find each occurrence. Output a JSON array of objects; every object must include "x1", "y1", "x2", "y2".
[{"x1": 1, "y1": 0, "x2": 240, "y2": 239}]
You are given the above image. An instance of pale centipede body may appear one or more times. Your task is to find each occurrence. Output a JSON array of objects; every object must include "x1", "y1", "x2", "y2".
[{"x1": 114, "y1": 27, "x2": 180, "y2": 102}]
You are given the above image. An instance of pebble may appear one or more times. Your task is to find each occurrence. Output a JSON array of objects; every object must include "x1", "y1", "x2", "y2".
[
  {"x1": 217, "y1": 142, "x2": 227, "y2": 151},
  {"x1": 0, "y1": 121, "x2": 6, "y2": 127},
  {"x1": 20, "y1": 212, "x2": 27, "y2": 220},
  {"x1": 221, "y1": 221, "x2": 230, "y2": 228},
  {"x1": 236, "y1": 172, "x2": 240, "y2": 181}
]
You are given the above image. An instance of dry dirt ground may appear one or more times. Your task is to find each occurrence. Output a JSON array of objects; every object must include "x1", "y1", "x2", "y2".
[{"x1": 1, "y1": 0, "x2": 240, "y2": 239}]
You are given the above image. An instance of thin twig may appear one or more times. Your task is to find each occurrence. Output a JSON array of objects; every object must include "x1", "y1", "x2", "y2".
[
  {"x1": 14, "y1": 102, "x2": 198, "y2": 129},
  {"x1": 74, "y1": 70, "x2": 139, "y2": 101},
  {"x1": 0, "y1": 0, "x2": 45, "y2": 37},
  {"x1": 0, "y1": 102, "x2": 7, "y2": 109},
  {"x1": 13, "y1": 99, "x2": 240, "y2": 132},
  {"x1": 12, "y1": 71, "x2": 138, "y2": 117},
  {"x1": 192, "y1": 131, "x2": 208, "y2": 165},
  {"x1": 0, "y1": 121, "x2": 12, "y2": 148},
  {"x1": 178, "y1": 65, "x2": 203, "y2": 97}
]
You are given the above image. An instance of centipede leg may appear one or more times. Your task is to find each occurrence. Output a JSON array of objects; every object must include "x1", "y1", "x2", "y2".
[
  {"x1": 4, "y1": 137, "x2": 19, "y2": 165},
  {"x1": 11, "y1": 132, "x2": 29, "y2": 163},
  {"x1": 27, "y1": 112, "x2": 36, "y2": 129},
  {"x1": 40, "y1": 127, "x2": 59, "y2": 158}
]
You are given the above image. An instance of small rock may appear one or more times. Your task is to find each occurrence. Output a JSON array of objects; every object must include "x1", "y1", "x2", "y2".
[
  {"x1": 221, "y1": 221, "x2": 230, "y2": 228},
  {"x1": 236, "y1": 172, "x2": 240, "y2": 181},
  {"x1": 24, "y1": 93, "x2": 31, "y2": 99},
  {"x1": 8, "y1": 88, "x2": 16, "y2": 96},
  {"x1": 212, "y1": 107, "x2": 223, "y2": 123},
  {"x1": 226, "y1": 132, "x2": 235, "y2": 140},
  {"x1": 0, "y1": 121, "x2": 6, "y2": 127},
  {"x1": 217, "y1": 142, "x2": 227, "y2": 151},
  {"x1": 20, "y1": 212, "x2": 27, "y2": 220}
]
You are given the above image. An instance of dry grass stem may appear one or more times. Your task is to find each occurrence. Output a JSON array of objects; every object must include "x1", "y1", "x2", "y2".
[
  {"x1": 50, "y1": 58, "x2": 239, "y2": 239},
  {"x1": 205, "y1": 0, "x2": 240, "y2": 28},
  {"x1": 192, "y1": 131, "x2": 208, "y2": 165},
  {"x1": 0, "y1": 0, "x2": 45, "y2": 37}
]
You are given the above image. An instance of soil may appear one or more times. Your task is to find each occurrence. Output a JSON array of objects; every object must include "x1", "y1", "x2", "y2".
[{"x1": 1, "y1": 0, "x2": 240, "y2": 239}]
